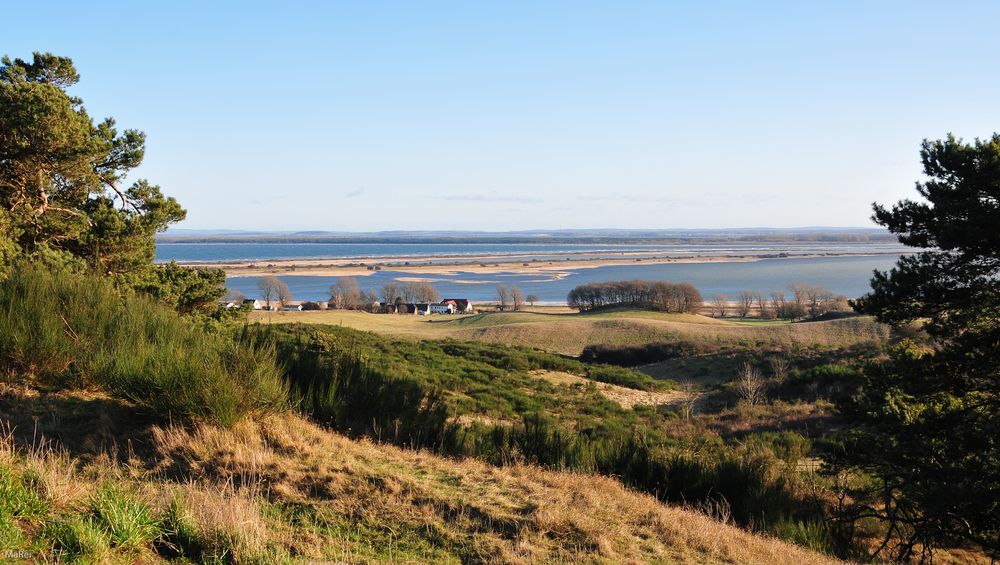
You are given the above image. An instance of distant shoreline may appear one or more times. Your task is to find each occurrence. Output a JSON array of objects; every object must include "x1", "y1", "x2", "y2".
[{"x1": 180, "y1": 250, "x2": 904, "y2": 279}]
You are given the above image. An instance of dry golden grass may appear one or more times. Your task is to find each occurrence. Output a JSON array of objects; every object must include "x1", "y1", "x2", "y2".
[
  {"x1": 148, "y1": 411, "x2": 847, "y2": 564},
  {"x1": 251, "y1": 309, "x2": 889, "y2": 356},
  {"x1": 529, "y1": 370, "x2": 691, "y2": 409},
  {"x1": 1, "y1": 391, "x2": 847, "y2": 564}
]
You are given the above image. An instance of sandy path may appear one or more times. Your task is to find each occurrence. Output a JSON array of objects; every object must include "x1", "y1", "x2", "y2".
[{"x1": 530, "y1": 371, "x2": 692, "y2": 409}]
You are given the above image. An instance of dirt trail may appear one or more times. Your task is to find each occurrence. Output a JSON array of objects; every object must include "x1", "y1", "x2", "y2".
[{"x1": 530, "y1": 371, "x2": 692, "y2": 409}]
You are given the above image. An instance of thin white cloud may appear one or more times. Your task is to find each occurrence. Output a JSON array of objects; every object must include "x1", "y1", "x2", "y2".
[{"x1": 435, "y1": 193, "x2": 543, "y2": 204}]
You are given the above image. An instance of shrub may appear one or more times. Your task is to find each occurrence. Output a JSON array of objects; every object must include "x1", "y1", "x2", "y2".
[
  {"x1": 581, "y1": 341, "x2": 721, "y2": 366},
  {"x1": 585, "y1": 365, "x2": 669, "y2": 391},
  {"x1": 0, "y1": 265, "x2": 287, "y2": 426},
  {"x1": 776, "y1": 363, "x2": 862, "y2": 402}
]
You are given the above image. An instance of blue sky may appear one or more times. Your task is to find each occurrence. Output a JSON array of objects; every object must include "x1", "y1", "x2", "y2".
[{"x1": 7, "y1": 1, "x2": 999, "y2": 231}]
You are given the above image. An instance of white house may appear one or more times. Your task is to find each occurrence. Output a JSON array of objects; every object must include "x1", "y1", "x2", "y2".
[
  {"x1": 429, "y1": 303, "x2": 454, "y2": 314},
  {"x1": 242, "y1": 299, "x2": 262, "y2": 310},
  {"x1": 442, "y1": 299, "x2": 473, "y2": 313}
]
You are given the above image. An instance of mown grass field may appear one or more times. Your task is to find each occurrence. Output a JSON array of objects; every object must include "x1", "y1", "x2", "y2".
[{"x1": 250, "y1": 308, "x2": 890, "y2": 356}]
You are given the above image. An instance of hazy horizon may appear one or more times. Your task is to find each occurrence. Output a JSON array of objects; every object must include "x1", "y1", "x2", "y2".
[
  {"x1": 160, "y1": 225, "x2": 891, "y2": 237},
  {"x1": 9, "y1": 1, "x2": 999, "y2": 231}
]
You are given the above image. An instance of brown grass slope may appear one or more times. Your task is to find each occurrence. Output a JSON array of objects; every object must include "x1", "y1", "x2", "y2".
[{"x1": 1, "y1": 389, "x2": 844, "y2": 564}]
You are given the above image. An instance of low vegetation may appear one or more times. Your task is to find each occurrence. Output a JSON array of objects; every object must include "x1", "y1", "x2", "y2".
[
  {"x1": 244, "y1": 323, "x2": 856, "y2": 551},
  {"x1": 0, "y1": 397, "x2": 846, "y2": 564},
  {"x1": 0, "y1": 265, "x2": 286, "y2": 426},
  {"x1": 251, "y1": 308, "x2": 890, "y2": 357}
]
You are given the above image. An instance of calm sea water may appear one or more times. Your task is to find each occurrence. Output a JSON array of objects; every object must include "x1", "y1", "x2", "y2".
[
  {"x1": 155, "y1": 242, "x2": 905, "y2": 263},
  {"x1": 222, "y1": 255, "x2": 902, "y2": 303}
]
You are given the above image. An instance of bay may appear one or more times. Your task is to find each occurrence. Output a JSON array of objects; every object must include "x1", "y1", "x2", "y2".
[
  {"x1": 155, "y1": 241, "x2": 905, "y2": 263},
  {"x1": 222, "y1": 254, "x2": 902, "y2": 303}
]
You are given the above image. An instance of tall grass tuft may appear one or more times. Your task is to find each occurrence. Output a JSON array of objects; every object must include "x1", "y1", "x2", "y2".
[
  {"x1": 0, "y1": 265, "x2": 287, "y2": 426},
  {"x1": 44, "y1": 515, "x2": 113, "y2": 562},
  {"x1": 87, "y1": 484, "x2": 161, "y2": 552}
]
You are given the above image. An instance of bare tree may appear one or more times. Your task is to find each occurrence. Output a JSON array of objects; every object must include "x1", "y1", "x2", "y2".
[
  {"x1": 400, "y1": 281, "x2": 439, "y2": 304},
  {"x1": 710, "y1": 294, "x2": 728, "y2": 318},
  {"x1": 380, "y1": 282, "x2": 401, "y2": 305},
  {"x1": 329, "y1": 277, "x2": 362, "y2": 310},
  {"x1": 415, "y1": 282, "x2": 439, "y2": 303},
  {"x1": 736, "y1": 290, "x2": 754, "y2": 318},
  {"x1": 401, "y1": 282, "x2": 418, "y2": 303},
  {"x1": 804, "y1": 285, "x2": 835, "y2": 317},
  {"x1": 526, "y1": 293, "x2": 539, "y2": 307},
  {"x1": 275, "y1": 279, "x2": 292, "y2": 308},
  {"x1": 258, "y1": 276, "x2": 281, "y2": 309},
  {"x1": 753, "y1": 291, "x2": 768, "y2": 319},
  {"x1": 225, "y1": 289, "x2": 245, "y2": 304},
  {"x1": 788, "y1": 284, "x2": 810, "y2": 319},
  {"x1": 511, "y1": 286, "x2": 525, "y2": 311},
  {"x1": 360, "y1": 289, "x2": 379, "y2": 311},
  {"x1": 496, "y1": 285, "x2": 512, "y2": 311},
  {"x1": 735, "y1": 362, "x2": 766, "y2": 406},
  {"x1": 769, "y1": 291, "x2": 786, "y2": 319}
]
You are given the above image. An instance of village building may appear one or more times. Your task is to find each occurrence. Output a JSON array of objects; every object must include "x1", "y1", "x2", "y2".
[
  {"x1": 429, "y1": 303, "x2": 454, "y2": 314},
  {"x1": 377, "y1": 299, "x2": 472, "y2": 315},
  {"x1": 442, "y1": 299, "x2": 473, "y2": 313}
]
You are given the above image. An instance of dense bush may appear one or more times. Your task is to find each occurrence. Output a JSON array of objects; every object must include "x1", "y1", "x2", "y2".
[
  {"x1": 581, "y1": 340, "x2": 721, "y2": 366},
  {"x1": 567, "y1": 280, "x2": 702, "y2": 312},
  {"x1": 0, "y1": 265, "x2": 287, "y2": 425},
  {"x1": 585, "y1": 365, "x2": 671, "y2": 391},
  {"x1": 774, "y1": 364, "x2": 862, "y2": 403}
]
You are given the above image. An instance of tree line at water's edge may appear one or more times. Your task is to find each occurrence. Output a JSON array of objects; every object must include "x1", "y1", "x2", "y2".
[{"x1": 0, "y1": 52, "x2": 997, "y2": 561}]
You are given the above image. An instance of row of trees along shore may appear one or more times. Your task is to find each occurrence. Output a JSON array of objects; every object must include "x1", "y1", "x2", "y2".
[
  {"x1": 259, "y1": 276, "x2": 544, "y2": 312},
  {"x1": 567, "y1": 280, "x2": 702, "y2": 313},
  {"x1": 711, "y1": 284, "x2": 849, "y2": 319},
  {"x1": 255, "y1": 277, "x2": 444, "y2": 311},
  {"x1": 261, "y1": 275, "x2": 844, "y2": 319}
]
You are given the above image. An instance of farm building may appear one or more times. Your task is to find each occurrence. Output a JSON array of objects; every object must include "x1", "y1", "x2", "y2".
[
  {"x1": 442, "y1": 299, "x2": 473, "y2": 313},
  {"x1": 378, "y1": 299, "x2": 471, "y2": 315}
]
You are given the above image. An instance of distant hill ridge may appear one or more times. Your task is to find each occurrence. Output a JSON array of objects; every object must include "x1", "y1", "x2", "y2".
[{"x1": 158, "y1": 227, "x2": 895, "y2": 244}]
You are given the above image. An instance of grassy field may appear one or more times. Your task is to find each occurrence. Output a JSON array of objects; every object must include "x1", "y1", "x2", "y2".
[
  {"x1": 250, "y1": 308, "x2": 890, "y2": 356},
  {"x1": 0, "y1": 387, "x2": 846, "y2": 564}
]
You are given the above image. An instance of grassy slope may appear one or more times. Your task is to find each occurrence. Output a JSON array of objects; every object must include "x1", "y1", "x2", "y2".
[
  {"x1": 251, "y1": 309, "x2": 889, "y2": 356},
  {"x1": 0, "y1": 389, "x2": 844, "y2": 564}
]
